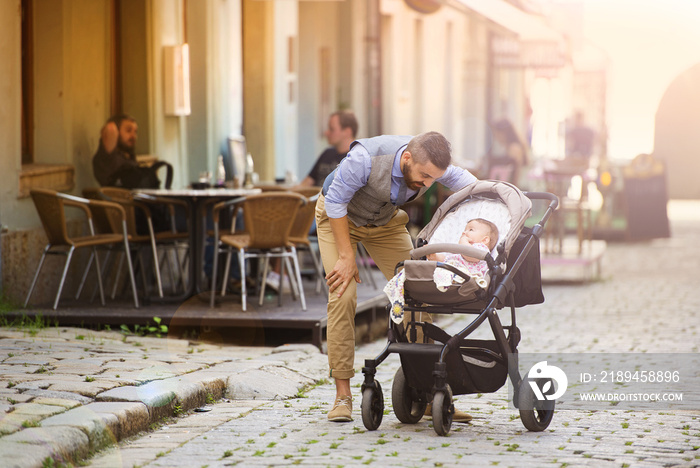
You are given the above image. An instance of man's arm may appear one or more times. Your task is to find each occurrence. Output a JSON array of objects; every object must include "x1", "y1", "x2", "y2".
[
  {"x1": 326, "y1": 216, "x2": 361, "y2": 297},
  {"x1": 100, "y1": 122, "x2": 119, "y2": 154},
  {"x1": 322, "y1": 145, "x2": 371, "y2": 297},
  {"x1": 437, "y1": 165, "x2": 478, "y2": 191}
]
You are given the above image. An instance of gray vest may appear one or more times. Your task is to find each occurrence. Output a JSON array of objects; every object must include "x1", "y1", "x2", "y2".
[{"x1": 346, "y1": 135, "x2": 429, "y2": 227}]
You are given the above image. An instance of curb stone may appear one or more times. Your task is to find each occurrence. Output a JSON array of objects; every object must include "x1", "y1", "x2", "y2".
[{"x1": 0, "y1": 343, "x2": 325, "y2": 468}]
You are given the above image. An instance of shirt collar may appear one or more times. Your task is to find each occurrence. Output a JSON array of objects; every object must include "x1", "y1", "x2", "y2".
[{"x1": 392, "y1": 144, "x2": 408, "y2": 178}]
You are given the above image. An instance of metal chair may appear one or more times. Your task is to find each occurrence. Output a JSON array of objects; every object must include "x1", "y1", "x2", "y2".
[
  {"x1": 209, "y1": 192, "x2": 306, "y2": 311},
  {"x1": 134, "y1": 192, "x2": 191, "y2": 294},
  {"x1": 288, "y1": 186, "x2": 327, "y2": 295},
  {"x1": 82, "y1": 188, "x2": 190, "y2": 298},
  {"x1": 94, "y1": 187, "x2": 164, "y2": 298},
  {"x1": 543, "y1": 161, "x2": 592, "y2": 255},
  {"x1": 24, "y1": 189, "x2": 139, "y2": 309}
]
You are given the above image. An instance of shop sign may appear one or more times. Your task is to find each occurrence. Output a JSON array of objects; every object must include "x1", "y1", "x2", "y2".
[{"x1": 491, "y1": 35, "x2": 567, "y2": 69}]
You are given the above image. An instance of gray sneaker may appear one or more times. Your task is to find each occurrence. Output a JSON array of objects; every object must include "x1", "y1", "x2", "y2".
[{"x1": 328, "y1": 395, "x2": 353, "y2": 422}]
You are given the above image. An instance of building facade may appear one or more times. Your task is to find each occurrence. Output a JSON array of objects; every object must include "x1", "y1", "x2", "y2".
[{"x1": 1, "y1": 0, "x2": 574, "y2": 303}]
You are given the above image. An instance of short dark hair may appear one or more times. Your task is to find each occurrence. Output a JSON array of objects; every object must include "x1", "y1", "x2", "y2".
[
  {"x1": 406, "y1": 131, "x2": 451, "y2": 170},
  {"x1": 107, "y1": 114, "x2": 137, "y2": 129},
  {"x1": 332, "y1": 110, "x2": 359, "y2": 138}
]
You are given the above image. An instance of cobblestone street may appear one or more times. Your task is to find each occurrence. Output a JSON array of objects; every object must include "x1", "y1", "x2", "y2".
[{"x1": 85, "y1": 201, "x2": 700, "y2": 468}]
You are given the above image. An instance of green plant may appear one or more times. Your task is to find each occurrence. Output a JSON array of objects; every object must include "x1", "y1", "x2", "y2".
[
  {"x1": 85, "y1": 376, "x2": 95, "y2": 382},
  {"x1": 173, "y1": 404, "x2": 183, "y2": 416},
  {"x1": 120, "y1": 317, "x2": 168, "y2": 338},
  {"x1": 0, "y1": 310, "x2": 55, "y2": 336}
]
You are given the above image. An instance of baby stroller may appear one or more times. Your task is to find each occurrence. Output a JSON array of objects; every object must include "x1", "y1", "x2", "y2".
[{"x1": 360, "y1": 180, "x2": 559, "y2": 436}]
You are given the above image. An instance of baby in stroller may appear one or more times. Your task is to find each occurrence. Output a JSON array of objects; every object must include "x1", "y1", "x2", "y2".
[
  {"x1": 384, "y1": 217, "x2": 499, "y2": 323},
  {"x1": 427, "y1": 217, "x2": 498, "y2": 290},
  {"x1": 361, "y1": 180, "x2": 559, "y2": 436}
]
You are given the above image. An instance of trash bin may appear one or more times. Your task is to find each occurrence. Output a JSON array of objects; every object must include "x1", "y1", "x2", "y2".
[{"x1": 622, "y1": 153, "x2": 670, "y2": 240}]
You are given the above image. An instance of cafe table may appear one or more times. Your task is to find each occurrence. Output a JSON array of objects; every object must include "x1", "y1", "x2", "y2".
[{"x1": 135, "y1": 187, "x2": 261, "y2": 300}]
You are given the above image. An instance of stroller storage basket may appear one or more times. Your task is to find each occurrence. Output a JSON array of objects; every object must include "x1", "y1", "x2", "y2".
[{"x1": 398, "y1": 339, "x2": 508, "y2": 396}]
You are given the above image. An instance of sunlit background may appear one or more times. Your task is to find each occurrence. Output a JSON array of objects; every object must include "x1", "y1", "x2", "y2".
[{"x1": 580, "y1": 0, "x2": 700, "y2": 159}]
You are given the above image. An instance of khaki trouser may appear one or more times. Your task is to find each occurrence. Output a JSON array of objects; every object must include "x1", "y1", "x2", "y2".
[{"x1": 315, "y1": 194, "x2": 429, "y2": 379}]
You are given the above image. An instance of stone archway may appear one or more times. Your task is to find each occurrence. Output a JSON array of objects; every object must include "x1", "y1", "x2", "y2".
[{"x1": 653, "y1": 62, "x2": 700, "y2": 199}]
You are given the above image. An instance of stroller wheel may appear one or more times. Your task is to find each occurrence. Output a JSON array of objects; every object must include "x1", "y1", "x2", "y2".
[
  {"x1": 392, "y1": 367, "x2": 427, "y2": 424},
  {"x1": 361, "y1": 381, "x2": 384, "y2": 431},
  {"x1": 431, "y1": 386, "x2": 453, "y2": 436},
  {"x1": 518, "y1": 379, "x2": 555, "y2": 432}
]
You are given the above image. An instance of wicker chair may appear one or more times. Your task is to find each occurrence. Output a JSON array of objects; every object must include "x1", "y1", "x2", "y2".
[
  {"x1": 24, "y1": 189, "x2": 139, "y2": 309},
  {"x1": 134, "y1": 192, "x2": 191, "y2": 294},
  {"x1": 287, "y1": 186, "x2": 327, "y2": 295},
  {"x1": 90, "y1": 187, "x2": 165, "y2": 297},
  {"x1": 209, "y1": 192, "x2": 306, "y2": 311}
]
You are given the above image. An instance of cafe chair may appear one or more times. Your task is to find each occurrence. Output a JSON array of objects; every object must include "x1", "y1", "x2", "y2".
[
  {"x1": 92, "y1": 187, "x2": 165, "y2": 298},
  {"x1": 543, "y1": 160, "x2": 592, "y2": 255},
  {"x1": 24, "y1": 189, "x2": 139, "y2": 309},
  {"x1": 134, "y1": 192, "x2": 191, "y2": 294},
  {"x1": 288, "y1": 186, "x2": 327, "y2": 295},
  {"x1": 76, "y1": 187, "x2": 126, "y2": 302},
  {"x1": 209, "y1": 192, "x2": 306, "y2": 311}
]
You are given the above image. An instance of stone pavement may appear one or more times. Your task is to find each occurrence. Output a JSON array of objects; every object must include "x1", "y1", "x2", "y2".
[
  {"x1": 2, "y1": 200, "x2": 700, "y2": 467},
  {"x1": 0, "y1": 329, "x2": 327, "y2": 468}
]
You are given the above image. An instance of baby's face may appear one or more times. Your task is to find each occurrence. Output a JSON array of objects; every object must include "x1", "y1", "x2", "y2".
[{"x1": 460, "y1": 221, "x2": 490, "y2": 245}]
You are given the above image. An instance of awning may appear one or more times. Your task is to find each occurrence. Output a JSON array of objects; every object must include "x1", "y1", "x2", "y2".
[
  {"x1": 456, "y1": 0, "x2": 562, "y2": 42},
  {"x1": 455, "y1": 0, "x2": 567, "y2": 68}
]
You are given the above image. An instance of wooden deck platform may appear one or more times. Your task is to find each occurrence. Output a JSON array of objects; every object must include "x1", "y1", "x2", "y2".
[
  {"x1": 540, "y1": 238, "x2": 607, "y2": 283},
  {"x1": 11, "y1": 270, "x2": 390, "y2": 351}
]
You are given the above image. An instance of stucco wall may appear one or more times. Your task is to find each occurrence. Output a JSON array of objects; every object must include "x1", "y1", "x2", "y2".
[
  {"x1": 654, "y1": 62, "x2": 700, "y2": 199},
  {"x1": 0, "y1": 1, "x2": 28, "y2": 231}
]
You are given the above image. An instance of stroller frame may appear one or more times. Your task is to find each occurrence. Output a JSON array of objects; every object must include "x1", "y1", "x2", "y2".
[{"x1": 360, "y1": 191, "x2": 559, "y2": 436}]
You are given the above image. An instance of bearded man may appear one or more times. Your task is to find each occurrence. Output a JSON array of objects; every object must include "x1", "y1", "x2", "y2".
[{"x1": 315, "y1": 131, "x2": 478, "y2": 422}]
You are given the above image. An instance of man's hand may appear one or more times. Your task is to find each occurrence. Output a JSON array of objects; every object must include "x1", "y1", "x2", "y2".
[
  {"x1": 326, "y1": 256, "x2": 361, "y2": 298},
  {"x1": 327, "y1": 216, "x2": 361, "y2": 298}
]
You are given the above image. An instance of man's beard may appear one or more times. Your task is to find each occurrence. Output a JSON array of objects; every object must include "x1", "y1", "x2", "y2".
[
  {"x1": 401, "y1": 159, "x2": 423, "y2": 190},
  {"x1": 117, "y1": 140, "x2": 136, "y2": 159}
]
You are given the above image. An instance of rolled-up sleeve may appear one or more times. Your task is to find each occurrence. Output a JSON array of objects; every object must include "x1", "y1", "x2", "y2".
[
  {"x1": 324, "y1": 145, "x2": 372, "y2": 218},
  {"x1": 437, "y1": 165, "x2": 478, "y2": 191}
]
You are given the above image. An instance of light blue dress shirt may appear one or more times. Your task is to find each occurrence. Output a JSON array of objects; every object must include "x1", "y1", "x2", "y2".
[{"x1": 324, "y1": 143, "x2": 477, "y2": 219}]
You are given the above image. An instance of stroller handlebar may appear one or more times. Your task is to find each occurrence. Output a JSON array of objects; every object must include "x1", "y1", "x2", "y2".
[
  {"x1": 523, "y1": 191, "x2": 559, "y2": 210},
  {"x1": 410, "y1": 243, "x2": 489, "y2": 261},
  {"x1": 523, "y1": 191, "x2": 559, "y2": 230}
]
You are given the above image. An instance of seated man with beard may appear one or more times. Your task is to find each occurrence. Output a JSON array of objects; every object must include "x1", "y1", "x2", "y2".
[{"x1": 92, "y1": 114, "x2": 142, "y2": 188}]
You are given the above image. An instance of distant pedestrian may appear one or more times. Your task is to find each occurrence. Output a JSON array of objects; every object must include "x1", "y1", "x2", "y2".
[
  {"x1": 566, "y1": 111, "x2": 596, "y2": 160},
  {"x1": 485, "y1": 118, "x2": 530, "y2": 186}
]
